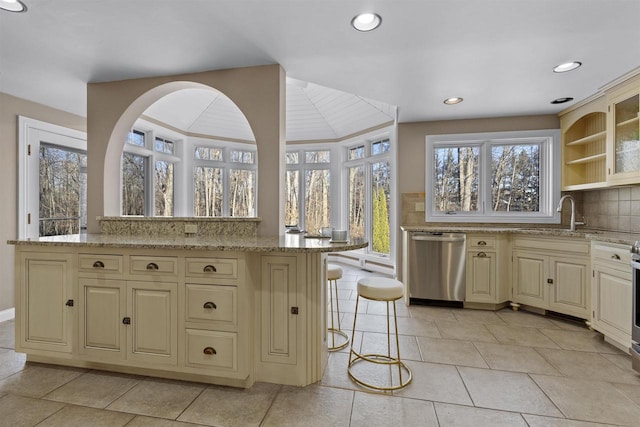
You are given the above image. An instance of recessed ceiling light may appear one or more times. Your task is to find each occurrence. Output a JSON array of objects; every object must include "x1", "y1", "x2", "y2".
[
  {"x1": 444, "y1": 97, "x2": 464, "y2": 105},
  {"x1": 551, "y1": 97, "x2": 574, "y2": 104},
  {"x1": 553, "y1": 62, "x2": 582, "y2": 73},
  {"x1": 0, "y1": 0, "x2": 27, "y2": 12},
  {"x1": 351, "y1": 13, "x2": 382, "y2": 32}
]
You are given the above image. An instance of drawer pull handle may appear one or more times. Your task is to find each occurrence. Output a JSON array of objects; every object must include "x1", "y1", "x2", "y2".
[
  {"x1": 203, "y1": 346, "x2": 217, "y2": 355},
  {"x1": 477, "y1": 241, "x2": 487, "y2": 246},
  {"x1": 146, "y1": 262, "x2": 159, "y2": 271},
  {"x1": 93, "y1": 261, "x2": 105, "y2": 268},
  {"x1": 611, "y1": 254, "x2": 621, "y2": 260},
  {"x1": 203, "y1": 265, "x2": 217, "y2": 273},
  {"x1": 477, "y1": 252, "x2": 487, "y2": 257},
  {"x1": 203, "y1": 301, "x2": 217, "y2": 310}
]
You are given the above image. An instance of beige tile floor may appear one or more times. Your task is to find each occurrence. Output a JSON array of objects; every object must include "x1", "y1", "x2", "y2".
[{"x1": 1, "y1": 264, "x2": 640, "y2": 426}]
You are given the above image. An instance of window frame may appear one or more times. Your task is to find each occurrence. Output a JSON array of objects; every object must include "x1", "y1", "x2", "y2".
[
  {"x1": 342, "y1": 134, "x2": 394, "y2": 258},
  {"x1": 121, "y1": 123, "x2": 181, "y2": 217},
  {"x1": 425, "y1": 129, "x2": 561, "y2": 223}
]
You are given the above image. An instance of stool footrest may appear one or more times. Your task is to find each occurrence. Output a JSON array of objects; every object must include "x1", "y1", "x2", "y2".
[
  {"x1": 327, "y1": 328, "x2": 349, "y2": 351},
  {"x1": 348, "y1": 351, "x2": 412, "y2": 390}
]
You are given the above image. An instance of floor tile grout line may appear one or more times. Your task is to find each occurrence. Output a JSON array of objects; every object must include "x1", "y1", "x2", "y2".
[
  {"x1": 258, "y1": 383, "x2": 283, "y2": 426},
  {"x1": 172, "y1": 384, "x2": 209, "y2": 424}
]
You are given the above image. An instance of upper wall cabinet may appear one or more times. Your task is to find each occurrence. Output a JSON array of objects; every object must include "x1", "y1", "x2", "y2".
[
  {"x1": 560, "y1": 96, "x2": 607, "y2": 190},
  {"x1": 607, "y1": 82, "x2": 640, "y2": 185}
]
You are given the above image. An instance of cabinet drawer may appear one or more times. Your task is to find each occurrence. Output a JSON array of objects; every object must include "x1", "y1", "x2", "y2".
[
  {"x1": 593, "y1": 244, "x2": 632, "y2": 269},
  {"x1": 185, "y1": 329, "x2": 236, "y2": 370},
  {"x1": 79, "y1": 254, "x2": 123, "y2": 274},
  {"x1": 185, "y1": 257, "x2": 238, "y2": 280},
  {"x1": 130, "y1": 256, "x2": 178, "y2": 275},
  {"x1": 468, "y1": 236, "x2": 496, "y2": 249},
  {"x1": 186, "y1": 284, "x2": 236, "y2": 325},
  {"x1": 512, "y1": 237, "x2": 589, "y2": 255}
]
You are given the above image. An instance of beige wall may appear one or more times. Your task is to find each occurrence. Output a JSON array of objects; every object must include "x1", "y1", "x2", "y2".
[
  {"x1": 87, "y1": 64, "x2": 285, "y2": 236},
  {"x1": 0, "y1": 93, "x2": 86, "y2": 312},
  {"x1": 395, "y1": 114, "x2": 561, "y2": 276}
]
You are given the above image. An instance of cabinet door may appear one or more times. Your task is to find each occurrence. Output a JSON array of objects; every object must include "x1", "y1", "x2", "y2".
[
  {"x1": 466, "y1": 251, "x2": 496, "y2": 303},
  {"x1": 593, "y1": 264, "x2": 632, "y2": 347},
  {"x1": 607, "y1": 89, "x2": 640, "y2": 184},
  {"x1": 549, "y1": 257, "x2": 588, "y2": 318},
  {"x1": 127, "y1": 281, "x2": 178, "y2": 365},
  {"x1": 260, "y1": 256, "x2": 297, "y2": 365},
  {"x1": 78, "y1": 278, "x2": 126, "y2": 360},
  {"x1": 18, "y1": 253, "x2": 74, "y2": 353},
  {"x1": 512, "y1": 251, "x2": 547, "y2": 307}
]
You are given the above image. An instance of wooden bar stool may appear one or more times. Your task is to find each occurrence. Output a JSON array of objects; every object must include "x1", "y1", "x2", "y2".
[
  {"x1": 327, "y1": 263, "x2": 349, "y2": 351},
  {"x1": 348, "y1": 277, "x2": 412, "y2": 390}
]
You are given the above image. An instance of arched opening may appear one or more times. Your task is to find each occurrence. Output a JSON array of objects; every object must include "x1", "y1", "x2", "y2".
[{"x1": 103, "y1": 82, "x2": 257, "y2": 218}]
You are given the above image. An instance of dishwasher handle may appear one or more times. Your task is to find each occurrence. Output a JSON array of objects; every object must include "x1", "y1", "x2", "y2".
[{"x1": 411, "y1": 234, "x2": 465, "y2": 243}]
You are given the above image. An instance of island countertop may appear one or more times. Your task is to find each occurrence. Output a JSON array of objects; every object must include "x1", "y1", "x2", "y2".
[{"x1": 7, "y1": 233, "x2": 368, "y2": 253}]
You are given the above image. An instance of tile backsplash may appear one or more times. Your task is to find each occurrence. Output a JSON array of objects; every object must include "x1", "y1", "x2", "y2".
[
  {"x1": 401, "y1": 186, "x2": 640, "y2": 234},
  {"x1": 580, "y1": 186, "x2": 640, "y2": 233}
]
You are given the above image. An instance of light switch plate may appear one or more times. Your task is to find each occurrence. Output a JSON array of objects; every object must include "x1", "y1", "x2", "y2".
[
  {"x1": 185, "y1": 224, "x2": 198, "y2": 234},
  {"x1": 415, "y1": 202, "x2": 425, "y2": 212}
]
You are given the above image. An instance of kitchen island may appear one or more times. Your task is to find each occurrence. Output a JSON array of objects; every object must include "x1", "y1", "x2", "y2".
[{"x1": 9, "y1": 233, "x2": 367, "y2": 388}]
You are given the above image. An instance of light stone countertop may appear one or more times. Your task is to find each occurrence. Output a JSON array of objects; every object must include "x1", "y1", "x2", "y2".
[
  {"x1": 400, "y1": 225, "x2": 640, "y2": 246},
  {"x1": 7, "y1": 233, "x2": 368, "y2": 253}
]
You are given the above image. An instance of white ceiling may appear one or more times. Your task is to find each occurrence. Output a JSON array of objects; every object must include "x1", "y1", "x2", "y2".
[{"x1": 1, "y1": 0, "x2": 639, "y2": 136}]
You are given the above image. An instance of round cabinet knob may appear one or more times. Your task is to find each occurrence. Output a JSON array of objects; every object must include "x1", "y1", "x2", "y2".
[
  {"x1": 203, "y1": 301, "x2": 217, "y2": 310},
  {"x1": 93, "y1": 260, "x2": 105, "y2": 268},
  {"x1": 203, "y1": 265, "x2": 217, "y2": 273},
  {"x1": 203, "y1": 346, "x2": 217, "y2": 355},
  {"x1": 146, "y1": 262, "x2": 159, "y2": 271}
]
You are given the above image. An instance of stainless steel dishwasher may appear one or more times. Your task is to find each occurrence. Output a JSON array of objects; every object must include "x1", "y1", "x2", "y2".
[{"x1": 408, "y1": 232, "x2": 466, "y2": 303}]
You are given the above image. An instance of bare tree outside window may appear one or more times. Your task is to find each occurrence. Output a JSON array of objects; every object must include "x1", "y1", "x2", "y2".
[
  {"x1": 304, "y1": 169, "x2": 330, "y2": 233},
  {"x1": 491, "y1": 144, "x2": 540, "y2": 212},
  {"x1": 194, "y1": 166, "x2": 223, "y2": 216},
  {"x1": 122, "y1": 152, "x2": 146, "y2": 215},
  {"x1": 349, "y1": 165, "x2": 365, "y2": 240},
  {"x1": 229, "y1": 169, "x2": 255, "y2": 216},
  {"x1": 433, "y1": 146, "x2": 479, "y2": 212},
  {"x1": 155, "y1": 160, "x2": 174, "y2": 216},
  {"x1": 39, "y1": 145, "x2": 86, "y2": 236},
  {"x1": 285, "y1": 170, "x2": 299, "y2": 226}
]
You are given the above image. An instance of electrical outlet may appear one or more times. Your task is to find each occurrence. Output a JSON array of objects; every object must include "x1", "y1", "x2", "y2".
[
  {"x1": 185, "y1": 224, "x2": 198, "y2": 234},
  {"x1": 415, "y1": 202, "x2": 425, "y2": 212}
]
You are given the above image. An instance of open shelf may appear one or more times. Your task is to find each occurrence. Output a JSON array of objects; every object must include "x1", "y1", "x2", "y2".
[
  {"x1": 566, "y1": 153, "x2": 606, "y2": 165},
  {"x1": 565, "y1": 130, "x2": 606, "y2": 147}
]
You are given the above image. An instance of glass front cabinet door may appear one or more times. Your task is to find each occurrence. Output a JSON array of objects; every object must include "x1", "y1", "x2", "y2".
[{"x1": 607, "y1": 87, "x2": 640, "y2": 185}]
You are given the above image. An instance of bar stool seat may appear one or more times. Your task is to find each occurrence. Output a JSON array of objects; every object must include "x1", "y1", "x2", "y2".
[
  {"x1": 348, "y1": 277, "x2": 412, "y2": 390},
  {"x1": 327, "y1": 263, "x2": 349, "y2": 351}
]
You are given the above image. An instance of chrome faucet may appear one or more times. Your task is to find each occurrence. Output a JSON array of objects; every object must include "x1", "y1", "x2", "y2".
[{"x1": 556, "y1": 195, "x2": 585, "y2": 232}]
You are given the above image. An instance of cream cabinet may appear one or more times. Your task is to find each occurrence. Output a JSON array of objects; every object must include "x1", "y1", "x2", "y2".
[
  {"x1": 512, "y1": 236, "x2": 590, "y2": 320},
  {"x1": 591, "y1": 242, "x2": 632, "y2": 350},
  {"x1": 606, "y1": 83, "x2": 640, "y2": 185},
  {"x1": 14, "y1": 244, "x2": 331, "y2": 388},
  {"x1": 79, "y1": 279, "x2": 179, "y2": 365},
  {"x1": 560, "y1": 96, "x2": 607, "y2": 190},
  {"x1": 16, "y1": 251, "x2": 75, "y2": 353},
  {"x1": 465, "y1": 234, "x2": 510, "y2": 308}
]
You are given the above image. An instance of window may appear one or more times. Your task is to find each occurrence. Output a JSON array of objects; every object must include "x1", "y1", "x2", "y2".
[
  {"x1": 192, "y1": 143, "x2": 257, "y2": 217},
  {"x1": 344, "y1": 138, "x2": 392, "y2": 256},
  {"x1": 286, "y1": 148, "x2": 332, "y2": 231},
  {"x1": 122, "y1": 129, "x2": 179, "y2": 216},
  {"x1": 39, "y1": 144, "x2": 87, "y2": 236},
  {"x1": 426, "y1": 130, "x2": 559, "y2": 222}
]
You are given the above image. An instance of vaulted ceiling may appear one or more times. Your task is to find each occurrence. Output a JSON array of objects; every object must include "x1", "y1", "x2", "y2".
[{"x1": 2, "y1": 1, "x2": 639, "y2": 141}]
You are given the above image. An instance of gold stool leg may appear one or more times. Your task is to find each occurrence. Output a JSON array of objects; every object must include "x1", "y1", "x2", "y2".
[
  {"x1": 328, "y1": 277, "x2": 349, "y2": 351},
  {"x1": 347, "y1": 295, "x2": 412, "y2": 390}
]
